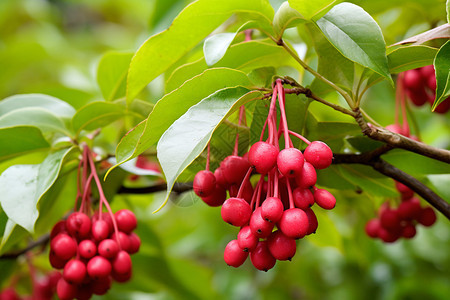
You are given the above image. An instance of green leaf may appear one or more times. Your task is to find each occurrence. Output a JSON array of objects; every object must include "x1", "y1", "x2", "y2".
[
  {"x1": 0, "y1": 147, "x2": 73, "y2": 233},
  {"x1": 0, "y1": 107, "x2": 71, "y2": 136},
  {"x1": 97, "y1": 51, "x2": 134, "y2": 101},
  {"x1": 0, "y1": 126, "x2": 50, "y2": 162},
  {"x1": 447, "y1": 0, "x2": 450, "y2": 23},
  {"x1": 156, "y1": 87, "x2": 262, "y2": 212},
  {"x1": 427, "y1": 174, "x2": 450, "y2": 200},
  {"x1": 72, "y1": 101, "x2": 126, "y2": 134},
  {"x1": 315, "y1": 2, "x2": 392, "y2": 83},
  {"x1": 338, "y1": 165, "x2": 398, "y2": 197},
  {"x1": 0, "y1": 219, "x2": 28, "y2": 254},
  {"x1": 387, "y1": 45, "x2": 438, "y2": 74},
  {"x1": 0, "y1": 94, "x2": 75, "y2": 119},
  {"x1": 112, "y1": 68, "x2": 253, "y2": 171},
  {"x1": 432, "y1": 40, "x2": 450, "y2": 110},
  {"x1": 166, "y1": 40, "x2": 298, "y2": 92},
  {"x1": 126, "y1": 0, "x2": 274, "y2": 103},
  {"x1": 383, "y1": 150, "x2": 450, "y2": 176},
  {"x1": 288, "y1": 0, "x2": 339, "y2": 20},
  {"x1": 273, "y1": 2, "x2": 307, "y2": 40},
  {"x1": 307, "y1": 209, "x2": 343, "y2": 251},
  {"x1": 316, "y1": 165, "x2": 356, "y2": 190}
]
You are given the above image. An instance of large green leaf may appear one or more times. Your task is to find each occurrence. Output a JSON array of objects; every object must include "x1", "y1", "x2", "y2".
[
  {"x1": 0, "y1": 147, "x2": 73, "y2": 233},
  {"x1": 0, "y1": 126, "x2": 50, "y2": 162},
  {"x1": 0, "y1": 219, "x2": 28, "y2": 255},
  {"x1": 0, "y1": 107, "x2": 71, "y2": 136},
  {"x1": 288, "y1": 0, "x2": 339, "y2": 20},
  {"x1": 113, "y1": 68, "x2": 253, "y2": 171},
  {"x1": 97, "y1": 51, "x2": 134, "y2": 101},
  {"x1": 273, "y1": 2, "x2": 307, "y2": 40},
  {"x1": 0, "y1": 94, "x2": 75, "y2": 119},
  {"x1": 166, "y1": 40, "x2": 298, "y2": 92},
  {"x1": 156, "y1": 87, "x2": 262, "y2": 212},
  {"x1": 315, "y1": 2, "x2": 391, "y2": 83},
  {"x1": 72, "y1": 101, "x2": 127, "y2": 134},
  {"x1": 432, "y1": 40, "x2": 450, "y2": 110},
  {"x1": 387, "y1": 45, "x2": 438, "y2": 74},
  {"x1": 126, "y1": 0, "x2": 274, "y2": 103},
  {"x1": 307, "y1": 208, "x2": 343, "y2": 251}
]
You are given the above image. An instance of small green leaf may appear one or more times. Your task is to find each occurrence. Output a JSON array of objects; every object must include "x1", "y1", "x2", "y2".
[
  {"x1": 113, "y1": 68, "x2": 253, "y2": 171},
  {"x1": 156, "y1": 87, "x2": 262, "y2": 212},
  {"x1": 0, "y1": 147, "x2": 73, "y2": 233},
  {"x1": 0, "y1": 94, "x2": 75, "y2": 119},
  {"x1": 97, "y1": 51, "x2": 134, "y2": 101},
  {"x1": 432, "y1": 40, "x2": 450, "y2": 110},
  {"x1": 0, "y1": 108, "x2": 71, "y2": 136},
  {"x1": 126, "y1": 0, "x2": 274, "y2": 103},
  {"x1": 273, "y1": 2, "x2": 307, "y2": 40},
  {"x1": 315, "y1": 2, "x2": 392, "y2": 83},
  {"x1": 316, "y1": 166, "x2": 356, "y2": 190},
  {"x1": 72, "y1": 101, "x2": 126, "y2": 134},
  {"x1": 288, "y1": 0, "x2": 339, "y2": 20},
  {"x1": 387, "y1": 45, "x2": 438, "y2": 74},
  {"x1": 166, "y1": 40, "x2": 298, "y2": 92},
  {"x1": 0, "y1": 126, "x2": 50, "y2": 162}
]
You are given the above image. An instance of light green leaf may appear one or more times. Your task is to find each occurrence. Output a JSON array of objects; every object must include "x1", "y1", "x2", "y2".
[
  {"x1": 0, "y1": 126, "x2": 50, "y2": 162},
  {"x1": 166, "y1": 40, "x2": 298, "y2": 92},
  {"x1": 288, "y1": 0, "x2": 338, "y2": 20},
  {"x1": 432, "y1": 40, "x2": 450, "y2": 110},
  {"x1": 387, "y1": 45, "x2": 438, "y2": 74},
  {"x1": 315, "y1": 2, "x2": 392, "y2": 83},
  {"x1": 72, "y1": 101, "x2": 126, "y2": 134},
  {"x1": 0, "y1": 219, "x2": 28, "y2": 254},
  {"x1": 0, "y1": 147, "x2": 73, "y2": 233},
  {"x1": 112, "y1": 68, "x2": 253, "y2": 172},
  {"x1": 0, "y1": 94, "x2": 75, "y2": 119},
  {"x1": 307, "y1": 209, "x2": 343, "y2": 251},
  {"x1": 0, "y1": 107, "x2": 71, "y2": 136},
  {"x1": 447, "y1": 0, "x2": 450, "y2": 23},
  {"x1": 383, "y1": 150, "x2": 450, "y2": 176},
  {"x1": 156, "y1": 87, "x2": 262, "y2": 212},
  {"x1": 273, "y1": 2, "x2": 307, "y2": 40},
  {"x1": 427, "y1": 174, "x2": 450, "y2": 200},
  {"x1": 97, "y1": 51, "x2": 134, "y2": 101},
  {"x1": 126, "y1": 0, "x2": 274, "y2": 103}
]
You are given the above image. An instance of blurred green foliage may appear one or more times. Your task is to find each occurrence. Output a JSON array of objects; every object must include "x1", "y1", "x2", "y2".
[{"x1": 0, "y1": 0, "x2": 448, "y2": 299}]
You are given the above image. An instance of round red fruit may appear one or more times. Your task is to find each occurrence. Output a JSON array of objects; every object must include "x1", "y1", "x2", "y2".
[
  {"x1": 237, "y1": 226, "x2": 258, "y2": 252},
  {"x1": 112, "y1": 250, "x2": 133, "y2": 274},
  {"x1": 51, "y1": 233, "x2": 77, "y2": 260},
  {"x1": 221, "y1": 197, "x2": 252, "y2": 227},
  {"x1": 224, "y1": 239, "x2": 248, "y2": 268},
  {"x1": 279, "y1": 208, "x2": 309, "y2": 239},
  {"x1": 418, "y1": 206, "x2": 437, "y2": 227},
  {"x1": 115, "y1": 209, "x2": 137, "y2": 233},
  {"x1": 293, "y1": 187, "x2": 315, "y2": 210},
  {"x1": 248, "y1": 141, "x2": 279, "y2": 174},
  {"x1": 296, "y1": 161, "x2": 317, "y2": 188},
  {"x1": 87, "y1": 256, "x2": 112, "y2": 279},
  {"x1": 277, "y1": 148, "x2": 304, "y2": 177},
  {"x1": 303, "y1": 141, "x2": 333, "y2": 170},
  {"x1": 365, "y1": 218, "x2": 380, "y2": 238},
  {"x1": 267, "y1": 230, "x2": 296, "y2": 261},
  {"x1": 66, "y1": 212, "x2": 91, "y2": 239},
  {"x1": 250, "y1": 241, "x2": 276, "y2": 271},
  {"x1": 63, "y1": 259, "x2": 86, "y2": 284},
  {"x1": 220, "y1": 155, "x2": 251, "y2": 185},
  {"x1": 193, "y1": 170, "x2": 216, "y2": 197},
  {"x1": 261, "y1": 197, "x2": 284, "y2": 223},
  {"x1": 313, "y1": 189, "x2": 336, "y2": 210},
  {"x1": 78, "y1": 240, "x2": 97, "y2": 259}
]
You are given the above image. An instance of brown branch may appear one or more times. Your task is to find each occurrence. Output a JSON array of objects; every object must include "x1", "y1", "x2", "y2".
[
  {"x1": 0, "y1": 234, "x2": 49, "y2": 260},
  {"x1": 333, "y1": 151, "x2": 450, "y2": 220},
  {"x1": 117, "y1": 182, "x2": 193, "y2": 195}
]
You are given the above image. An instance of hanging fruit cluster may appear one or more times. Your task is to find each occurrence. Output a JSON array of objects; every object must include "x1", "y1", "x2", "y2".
[
  {"x1": 48, "y1": 146, "x2": 140, "y2": 300},
  {"x1": 193, "y1": 79, "x2": 336, "y2": 271},
  {"x1": 401, "y1": 65, "x2": 449, "y2": 114},
  {"x1": 365, "y1": 180, "x2": 437, "y2": 243}
]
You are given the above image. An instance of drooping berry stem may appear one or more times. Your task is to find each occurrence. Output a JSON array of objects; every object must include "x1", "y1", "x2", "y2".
[
  {"x1": 237, "y1": 167, "x2": 253, "y2": 199},
  {"x1": 287, "y1": 130, "x2": 311, "y2": 145},
  {"x1": 250, "y1": 176, "x2": 265, "y2": 210},
  {"x1": 80, "y1": 173, "x2": 94, "y2": 214},
  {"x1": 273, "y1": 170, "x2": 279, "y2": 199},
  {"x1": 286, "y1": 178, "x2": 295, "y2": 209},
  {"x1": 276, "y1": 80, "x2": 292, "y2": 149},
  {"x1": 267, "y1": 85, "x2": 278, "y2": 145}
]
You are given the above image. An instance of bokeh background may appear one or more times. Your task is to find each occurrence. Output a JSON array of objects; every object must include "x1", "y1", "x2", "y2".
[{"x1": 0, "y1": 0, "x2": 449, "y2": 299}]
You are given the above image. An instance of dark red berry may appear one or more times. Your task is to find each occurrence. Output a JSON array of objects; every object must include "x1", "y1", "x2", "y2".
[
  {"x1": 397, "y1": 198, "x2": 422, "y2": 220},
  {"x1": 91, "y1": 220, "x2": 110, "y2": 241},
  {"x1": 193, "y1": 170, "x2": 216, "y2": 197},
  {"x1": 304, "y1": 208, "x2": 318, "y2": 235},
  {"x1": 220, "y1": 155, "x2": 251, "y2": 185},
  {"x1": 402, "y1": 223, "x2": 417, "y2": 239},
  {"x1": 250, "y1": 207, "x2": 275, "y2": 238},
  {"x1": 63, "y1": 259, "x2": 86, "y2": 284},
  {"x1": 112, "y1": 250, "x2": 132, "y2": 274},
  {"x1": 51, "y1": 233, "x2": 77, "y2": 260},
  {"x1": 98, "y1": 239, "x2": 120, "y2": 259},
  {"x1": 221, "y1": 197, "x2": 252, "y2": 227},
  {"x1": 250, "y1": 241, "x2": 276, "y2": 271},
  {"x1": 303, "y1": 141, "x2": 333, "y2": 169},
  {"x1": 78, "y1": 239, "x2": 97, "y2": 259},
  {"x1": 50, "y1": 220, "x2": 67, "y2": 239},
  {"x1": 277, "y1": 148, "x2": 304, "y2": 177},
  {"x1": 279, "y1": 208, "x2": 309, "y2": 239},
  {"x1": 418, "y1": 206, "x2": 437, "y2": 226},
  {"x1": 56, "y1": 278, "x2": 77, "y2": 300},
  {"x1": 237, "y1": 226, "x2": 258, "y2": 252},
  {"x1": 223, "y1": 239, "x2": 248, "y2": 267},
  {"x1": 49, "y1": 251, "x2": 69, "y2": 269},
  {"x1": 66, "y1": 212, "x2": 91, "y2": 239},
  {"x1": 115, "y1": 209, "x2": 137, "y2": 233},
  {"x1": 378, "y1": 227, "x2": 400, "y2": 243},
  {"x1": 111, "y1": 231, "x2": 131, "y2": 252},
  {"x1": 200, "y1": 184, "x2": 226, "y2": 207},
  {"x1": 128, "y1": 232, "x2": 141, "y2": 254},
  {"x1": 261, "y1": 197, "x2": 284, "y2": 223},
  {"x1": 87, "y1": 256, "x2": 112, "y2": 279},
  {"x1": 380, "y1": 208, "x2": 401, "y2": 230},
  {"x1": 267, "y1": 230, "x2": 296, "y2": 261},
  {"x1": 365, "y1": 218, "x2": 380, "y2": 238},
  {"x1": 293, "y1": 187, "x2": 314, "y2": 210},
  {"x1": 91, "y1": 276, "x2": 112, "y2": 295},
  {"x1": 296, "y1": 162, "x2": 317, "y2": 188},
  {"x1": 313, "y1": 189, "x2": 336, "y2": 210}
]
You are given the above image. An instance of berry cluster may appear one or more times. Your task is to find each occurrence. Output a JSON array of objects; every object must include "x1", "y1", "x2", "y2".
[
  {"x1": 401, "y1": 65, "x2": 449, "y2": 113},
  {"x1": 0, "y1": 270, "x2": 61, "y2": 300},
  {"x1": 48, "y1": 146, "x2": 140, "y2": 300},
  {"x1": 365, "y1": 181, "x2": 436, "y2": 243},
  {"x1": 193, "y1": 79, "x2": 336, "y2": 271}
]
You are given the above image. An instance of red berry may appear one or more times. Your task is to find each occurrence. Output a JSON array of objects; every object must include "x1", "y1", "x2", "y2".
[
  {"x1": 112, "y1": 270, "x2": 132, "y2": 283},
  {"x1": 214, "y1": 167, "x2": 229, "y2": 189},
  {"x1": 221, "y1": 197, "x2": 252, "y2": 227},
  {"x1": 75, "y1": 283, "x2": 93, "y2": 300},
  {"x1": 418, "y1": 206, "x2": 437, "y2": 226},
  {"x1": 115, "y1": 209, "x2": 137, "y2": 233},
  {"x1": 250, "y1": 241, "x2": 276, "y2": 271},
  {"x1": 380, "y1": 208, "x2": 401, "y2": 230},
  {"x1": 277, "y1": 148, "x2": 304, "y2": 177},
  {"x1": 193, "y1": 170, "x2": 216, "y2": 197},
  {"x1": 111, "y1": 231, "x2": 131, "y2": 252},
  {"x1": 395, "y1": 181, "x2": 414, "y2": 200},
  {"x1": 200, "y1": 184, "x2": 226, "y2": 207},
  {"x1": 50, "y1": 220, "x2": 67, "y2": 239},
  {"x1": 397, "y1": 198, "x2": 422, "y2": 220},
  {"x1": 91, "y1": 220, "x2": 110, "y2": 241},
  {"x1": 0, "y1": 287, "x2": 21, "y2": 300},
  {"x1": 128, "y1": 232, "x2": 141, "y2": 254},
  {"x1": 56, "y1": 278, "x2": 77, "y2": 300},
  {"x1": 267, "y1": 230, "x2": 296, "y2": 261},
  {"x1": 420, "y1": 65, "x2": 435, "y2": 78},
  {"x1": 303, "y1": 141, "x2": 333, "y2": 170},
  {"x1": 87, "y1": 256, "x2": 112, "y2": 279},
  {"x1": 403, "y1": 69, "x2": 424, "y2": 89},
  {"x1": 248, "y1": 141, "x2": 279, "y2": 174},
  {"x1": 91, "y1": 276, "x2": 112, "y2": 295},
  {"x1": 378, "y1": 227, "x2": 400, "y2": 243},
  {"x1": 405, "y1": 87, "x2": 428, "y2": 106},
  {"x1": 365, "y1": 218, "x2": 380, "y2": 238},
  {"x1": 220, "y1": 155, "x2": 251, "y2": 185},
  {"x1": 402, "y1": 223, "x2": 417, "y2": 239},
  {"x1": 63, "y1": 259, "x2": 86, "y2": 284},
  {"x1": 98, "y1": 239, "x2": 120, "y2": 259},
  {"x1": 434, "y1": 97, "x2": 450, "y2": 114},
  {"x1": 249, "y1": 207, "x2": 275, "y2": 238},
  {"x1": 49, "y1": 251, "x2": 68, "y2": 269},
  {"x1": 78, "y1": 240, "x2": 97, "y2": 259},
  {"x1": 304, "y1": 208, "x2": 318, "y2": 235},
  {"x1": 224, "y1": 239, "x2": 248, "y2": 267},
  {"x1": 237, "y1": 226, "x2": 258, "y2": 252},
  {"x1": 261, "y1": 197, "x2": 284, "y2": 223},
  {"x1": 296, "y1": 162, "x2": 317, "y2": 188},
  {"x1": 66, "y1": 212, "x2": 91, "y2": 239},
  {"x1": 279, "y1": 208, "x2": 309, "y2": 239},
  {"x1": 293, "y1": 187, "x2": 315, "y2": 210},
  {"x1": 314, "y1": 189, "x2": 336, "y2": 210},
  {"x1": 112, "y1": 250, "x2": 132, "y2": 274},
  {"x1": 51, "y1": 233, "x2": 77, "y2": 260}
]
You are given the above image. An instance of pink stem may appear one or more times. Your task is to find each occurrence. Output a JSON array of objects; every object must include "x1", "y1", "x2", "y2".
[
  {"x1": 286, "y1": 178, "x2": 295, "y2": 209},
  {"x1": 237, "y1": 167, "x2": 253, "y2": 199},
  {"x1": 276, "y1": 80, "x2": 292, "y2": 149},
  {"x1": 287, "y1": 130, "x2": 311, "y2": 145},
  {"x1": 250, "y1": 176, "x2": 265, "y2": 211}
]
